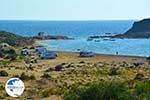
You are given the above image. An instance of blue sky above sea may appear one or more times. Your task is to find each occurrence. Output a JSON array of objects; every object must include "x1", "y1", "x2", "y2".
[{"x1": 0, "y1": 0, "x2": 149, "y2": 20}]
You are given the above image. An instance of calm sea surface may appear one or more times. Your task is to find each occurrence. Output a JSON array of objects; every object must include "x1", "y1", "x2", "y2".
[{"x1": 0, "y1": 20, "x2": 150, "y2": 56}]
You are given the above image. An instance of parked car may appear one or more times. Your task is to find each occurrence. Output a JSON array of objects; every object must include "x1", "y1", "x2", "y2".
[
  {"x1": 34, "y1": 47, "x2": 47, "y2": 54},
  {"x1": 79, "y1": 51, "x2": 94, "y2": 57},
  {"x1": 146, "y1": 56, "x2": 150, "y2": 60},
  {"x1": 40, "y1": 52, "x2": 57, "y2": 59}
]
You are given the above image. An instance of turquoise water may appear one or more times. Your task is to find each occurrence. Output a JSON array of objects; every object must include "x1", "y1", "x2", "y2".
[
  {"x1": 40, "y1": 39, "x2": 150, "y2": 57},
  {"x1": 0, "y1": 20, "x2": 149, "y2": 56}
]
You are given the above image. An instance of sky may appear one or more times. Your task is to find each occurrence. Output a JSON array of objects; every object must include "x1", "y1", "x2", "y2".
[{"x1": 0, "y1": 0, "x2": 149, "y2": 20}]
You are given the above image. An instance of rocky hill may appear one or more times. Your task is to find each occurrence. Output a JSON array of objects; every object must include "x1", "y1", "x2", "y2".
[
  {"x1": 114, "y1": 18, "x2": 150, "y2": 38},
  {"x1": 0, "y1": 31, "x2": 73, "y2": 47},
  {"x1": 0, "y1": 31, "x2": 34, "y2": 47}
]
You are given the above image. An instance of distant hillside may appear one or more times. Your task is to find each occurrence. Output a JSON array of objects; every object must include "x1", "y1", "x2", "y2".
[
  {"x1": 0, "y1": 31, "x2": 34, "y2": 46},
  {"x1": 114, "y1": 18, "x2": 150, "y2": 38}
]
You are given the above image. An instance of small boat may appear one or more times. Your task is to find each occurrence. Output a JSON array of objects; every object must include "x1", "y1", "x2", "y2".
[
  {"x1": 103, "y1": 38, "x2": 110, "y2": 41},
  {"x1": 87, "y1": 38, "x2": 93, "y2": 41},
  {"x1": 105, "y1": 33, "x2": 112, "y2": 35},
  {"x1": 94, "y1": 40, "x2": 101, "y2": 42},
  {"x1": 109, "y1": 39, "x2": 116, "y2": 41},
  {"x1": 103, "y1": 38, "x2": 115, "y2": 41}
]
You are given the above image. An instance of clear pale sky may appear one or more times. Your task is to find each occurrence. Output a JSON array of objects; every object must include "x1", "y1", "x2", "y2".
[{"x1": 0, "y1": 0, "x2": 149, "y2": 20}]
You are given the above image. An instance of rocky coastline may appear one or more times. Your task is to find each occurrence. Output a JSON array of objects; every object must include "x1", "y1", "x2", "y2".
[
  {"x1": 33, "y1": 35, "x2": 73, "y2": 40},
  {"x1": 113, "y1": 18, "x2": 150, "y2": 38},
  {"x1": 0, "y1": 31, "x2": 73, "y2": 47},
  {"x1": 88, "y1": 18, "x2": 150, "y2": 39}
]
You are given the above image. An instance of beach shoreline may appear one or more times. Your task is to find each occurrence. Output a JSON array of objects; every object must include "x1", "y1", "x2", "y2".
[
  {"x1": 36, "y1": 39, "x2": 147, "y2": 58},
  {"x1": 38, "y1": 38, "x2": 150, "y2": 57}
]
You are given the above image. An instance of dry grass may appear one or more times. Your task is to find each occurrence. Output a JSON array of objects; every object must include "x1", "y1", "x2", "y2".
[{"x1": 0, "y1": 51, "x2": 149, "y2": 100}]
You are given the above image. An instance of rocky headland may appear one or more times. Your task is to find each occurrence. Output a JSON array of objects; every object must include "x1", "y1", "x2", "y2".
[
  {"x1": 88, "y1": 18, "x2": 150, "y2": 39},
  {"x1": 114, "y1": 18, "x2": 150, "y2": 38}
]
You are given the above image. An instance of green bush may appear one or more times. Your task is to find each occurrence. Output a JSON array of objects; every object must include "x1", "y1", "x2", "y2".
[
  {"x1": 24, "y1": 57, "x2": 31, "y2": 64},
  {"x1": 0, "y1": 96, "x2": 5, "y2": 99},
  {"x1": 41, "y1": 89, "x2": 52, "y2": 98},
  {"x1": 30, "y1": 75, "x2": 36, "y2": 80},
  {"x1": 55, "y1": 64, "x2": 63, "y2": 71},
  {"x1": 109, "y1": 67, "x2": 119, "y2": 76},
  {"x1": 0, "y1": 50, "x2": 4, "y2": 57},
  {"x1": 0, "y1": 47, "x2": 17, "y2": 60},
  {"x1": 64, "y1": 82, "x2": 131, "y2": 100},
  {"x1": 20, "y1": 72, "x2": 36, "y2": 81},
  {"x1": 5, "y1": 54, "x2": 17, "y2": 61},
  {"x1": 41, "y1": 73, "x2": 53, "y2": 80},
  {"x1": 135, "y1": 82, "x2": 150, "y2": 99},
  {"x1": 0, "y1": 70, "x2": 8, "y2": 77},
  {"x1": 64, "y1": 92, "x2": 78, "y2": 100},
  {"x1": 0, "y1": 85, "x2": 4, "y2": 91}
]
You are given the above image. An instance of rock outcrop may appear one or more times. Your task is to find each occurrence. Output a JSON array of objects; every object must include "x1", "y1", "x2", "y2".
[
  {"x1": 114, "y1": 18, "x2": 150, "y2": 38},
  {"x1": 34, "y1": 32, "x2": 73, "y2": 40},
  {"x1": 33, "y1": 35, "x2": 73, "y2": 40}
]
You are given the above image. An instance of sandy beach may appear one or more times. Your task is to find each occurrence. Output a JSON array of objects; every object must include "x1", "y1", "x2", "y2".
[
  {"x1": 39, "y1": 51, "x2": 147, "y2": 67},
  {"x1": 0, "y1": 49, "x2": 149, "y2": 99}
]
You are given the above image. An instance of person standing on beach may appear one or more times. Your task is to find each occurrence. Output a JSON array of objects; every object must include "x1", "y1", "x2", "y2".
[{"x1": 116, "y1": 51, "x2": 118, "y2": 55}]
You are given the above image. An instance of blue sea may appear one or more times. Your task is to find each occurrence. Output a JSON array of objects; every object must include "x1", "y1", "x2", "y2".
[{"x1": 0, "y1": 20, "x2": 150, "y2": 56}]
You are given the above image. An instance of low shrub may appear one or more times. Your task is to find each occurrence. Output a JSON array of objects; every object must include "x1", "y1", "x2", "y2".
[
  {"x1": 64, "y1": 92, "x2": 78, "y2": 100},
  {"x1": 55, "y1": 64, "x2": 63, "y2": 71},
  {"x1": 41, "y1": 73, "x2": 53, "y2": 80},
  {"x1": 0, "y1": 70, "x2": 8, "y2": 77},
  {"x1": 20, "y1": 72, "x2": 29, "y2": 80},
  {"x1": 0, "y1": 85, "x2": 4, "y2": 91},
  {"x1": 24, "y1": 57, "x2": 31, "y2": 64},
  {"x1": 30, "y1": 46, "x2": 35, "y2": 49},
  {"x1": 64, "y1": 81, "x2": 150, "y2": 100},
  {"x1": 0, "y1": 96, "x2": 5, "y2": 99},
  {"x1": 20, "y1": 72, "x2": 36, "y2": 80},
  {"x1": 135, "y1": 82, "x2": 150, "y2": 98},
  {"x1": 41, "y1": 89, "x2": 52, "y2": 98},
  {"x1": 64, "y1": 82, "x2": 131, "y2": 100},
  {"x1": 30, "y1": 75, "x2": 36, "y2": 80},
  {"x1": 79, "y1": 61, "x2": 85, "y2": 64},
  {"x1": 109, "y1": 67, "x2": 119, "y2": 76},
  {"x1": 0, "y1": 47, "x2": 17, "y2": 60},
  {"x1": 5, "y1": 54, "x2": 17, "y2": 60},
  {"x1": 134, "y1": 73, "x2": 144, "y2": 80},
  {"x1": 45, "y1": 67, "x2": 54, "y2": 72},
  {"x1": 0, "y1": 50, "x2": 4, "y2": 57}
]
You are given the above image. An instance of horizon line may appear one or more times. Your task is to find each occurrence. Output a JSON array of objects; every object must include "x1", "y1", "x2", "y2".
[
  {"x1": 0, "y1": 19, "x2": 139, "y2": 21},
  {"x1": 0, "y1": 17, "x2": 144, "y2": 21}
]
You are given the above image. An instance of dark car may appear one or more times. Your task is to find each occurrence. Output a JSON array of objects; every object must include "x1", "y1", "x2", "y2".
[
  {"x1": 79, "y1": 51, "x2": 94, "y2": 57},
  {"x1": 40, "y1": 52, "x2": 57, "y2": 59},
  {"x1": 34, "y1": 47, "x2": 47, "y2": 54},
  {"x1": 146, "y1": 56, "x2": 150, "y2": 60}
]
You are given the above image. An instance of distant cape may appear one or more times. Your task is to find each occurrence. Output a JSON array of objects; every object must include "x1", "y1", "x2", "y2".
[{"x1": 114, "y1": 18, "x2": 150, "y2": 38}]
